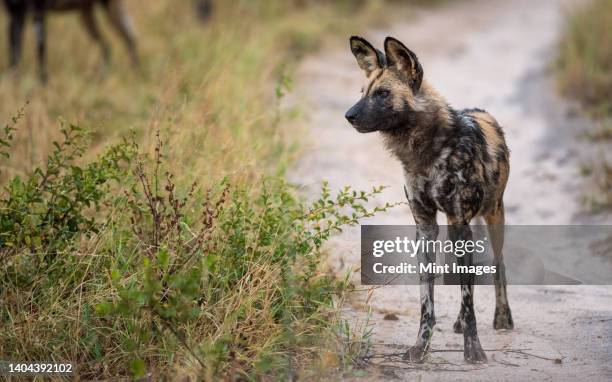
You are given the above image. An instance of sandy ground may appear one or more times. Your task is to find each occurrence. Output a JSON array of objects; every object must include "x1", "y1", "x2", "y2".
[{"x1": 287, "y1": 0, "x2": 612, "y2": 380}]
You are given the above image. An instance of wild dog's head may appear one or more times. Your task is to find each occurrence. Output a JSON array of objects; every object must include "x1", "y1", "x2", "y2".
[{"x1": 345, "y1": 36, "x2": 424, "y2": 133}]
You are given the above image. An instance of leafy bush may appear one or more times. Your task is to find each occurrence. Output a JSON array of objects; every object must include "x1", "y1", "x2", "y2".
[
  {"x1": 0, "y1": 122, "x2": 393, "y2": 380},
  {"x1": 0, "y1": 114, "x2": 134, "y2": 292},
  {"x1": 98, "y1": 134, "x2": 392, "y2": 379},
  {"x1": 1, "y1": 125, "x2": 132, "y2": 254}
]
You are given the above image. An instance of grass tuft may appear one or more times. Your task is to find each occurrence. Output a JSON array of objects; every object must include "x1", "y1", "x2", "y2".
[
  {"x1": 557, "y1": 0, "x2": 612, "y2": 211},
  {"x1": 557, "y1": 0, "x2": 612, "y2": 119}
]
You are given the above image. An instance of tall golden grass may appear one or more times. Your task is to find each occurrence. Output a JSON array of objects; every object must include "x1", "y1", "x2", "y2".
[
  {"x1": 0, "y1": 0, "x2": 379, "y2": 186},
  {"x1": 557, "y1": 0, "x2": 612, "y2": 119}
]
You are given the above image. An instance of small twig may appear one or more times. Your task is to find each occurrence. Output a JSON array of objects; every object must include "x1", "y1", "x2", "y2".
[
  {"x1": 371, "y1": 363, "x2": 478, "y2": 373},
  {"x1": 158, "y1": 315, "x2": 206, "y2": 370},
  {"x1": 362, "y1": 348, "x2": 533, "y2": 361},
  {"x1": 362, "y1": 351, "x2": 405, "y2": 360},
  {"x1": 503, "y1": 349, "x2": 564, "y2": 362},
  {"x1": 491, "y1": 354, "x2": 520, "y2": 367},
  {"x1": 431, "y1": 348, "x2": 532, "y2": 353},
  {"x1": 363, "y1": 346, "x2": 563, "y2": 372}
]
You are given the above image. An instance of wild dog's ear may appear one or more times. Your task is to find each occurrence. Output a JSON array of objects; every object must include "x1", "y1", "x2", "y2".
[
  {"x1": 350, "y1": 36, "x2": 385, "y2": 76},
  {"x1": 384, "y1": 37, "x2": 423, "y2": 92}
]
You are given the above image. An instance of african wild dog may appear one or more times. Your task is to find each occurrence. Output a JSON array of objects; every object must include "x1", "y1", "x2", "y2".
[
  {"x1": 3, "y1": 0, "x2": 138, "y2": 82},
  {"x1": 345, "y1": 36, "x2": 513, "y2": 364}
]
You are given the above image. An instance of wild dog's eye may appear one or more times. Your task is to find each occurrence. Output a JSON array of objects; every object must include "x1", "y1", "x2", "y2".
[{"x1": 374, "y1": 89, "x2": 390, "y2": 98}]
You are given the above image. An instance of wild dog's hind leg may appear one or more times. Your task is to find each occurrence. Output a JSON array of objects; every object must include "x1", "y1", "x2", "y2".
[
  {"x1": 403, "y1": 193, "x2": 438, "y2": 363},
  {"x1": 485, "y1": 204, "x2": 513, "y2": 330},
  {"x1": 449, "y1": 222, "x2": 487, "y2": 363}
]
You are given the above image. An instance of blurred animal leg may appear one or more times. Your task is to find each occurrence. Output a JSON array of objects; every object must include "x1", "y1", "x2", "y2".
[
  {"x1": 8, "y1": 3, "x2": 26, "y2": 69},
  {"x1": 196, "y1": 0, "x2": 213, "y2": 22},
  {"x1": 105, "y1": 0, "x2": 138, "y2": 64},
  {"x1": 33, "y1": 10, "x2": 47, "y2": 83},
  {"x1": 81, "y1": 4, "x2": 111, "y2": 67}
]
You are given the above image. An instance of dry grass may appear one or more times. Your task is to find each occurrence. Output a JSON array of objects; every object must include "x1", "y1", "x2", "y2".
[
  {"x1": 557, "y1": 0, "x2": 612, "y2": 119},
  {"x1": 0, "y1": 1, "x2": 380, "y2": 187},
  {"x1": 557, "y1": 0, "x2": 612, "y2": 210},
  {"x1": 0, "y1": 1, "x2": 398, "y2": 379}
]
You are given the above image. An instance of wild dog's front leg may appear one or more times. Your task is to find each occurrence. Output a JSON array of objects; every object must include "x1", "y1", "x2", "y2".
[
  {"x1": 404, "y1": 213, "x2": 438, "y2": 363},
  {"x1": 449, "y1": 223, "x2": 487, "y2": 363}
]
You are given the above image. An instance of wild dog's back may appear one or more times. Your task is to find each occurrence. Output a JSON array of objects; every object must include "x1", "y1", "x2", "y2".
[{"x1": 460, "y1": 108, "x2": 510, "y2": 215}]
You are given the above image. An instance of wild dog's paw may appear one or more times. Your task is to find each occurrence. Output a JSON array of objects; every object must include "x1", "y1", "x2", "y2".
[
  {"x1": 493, "y1": 307, "x2": 514, "y2": 330},
  {"x1": 464, "y1": 336, "x2": 487, "y2": 364},
  {"x1": 453, "y1": 316, "x2": 463, "y2": 333},
  {"x1": 403, "y1": 345, "x2": 428, "y2": 363}
]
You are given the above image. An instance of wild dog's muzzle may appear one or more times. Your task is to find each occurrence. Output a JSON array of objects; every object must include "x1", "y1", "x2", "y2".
[
  {"x1": 345, "y1": 99, "x2": 377, "y2": 133},
  {"x1": 344, "y1": 104, "x2": 359, "y2": 124}
]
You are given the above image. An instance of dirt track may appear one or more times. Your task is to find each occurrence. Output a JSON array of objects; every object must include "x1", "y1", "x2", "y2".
[{"x1": 288, "y1": 0, "x2": 612, "y2": 380}]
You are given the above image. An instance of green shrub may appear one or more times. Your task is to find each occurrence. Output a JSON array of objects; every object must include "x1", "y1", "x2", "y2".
[
  {"x1": 0, "y1": 122, "x2": 393, "y2": 380},
  {"x1": 0, "y1": 114, "x2": 134, "y2": 284}
]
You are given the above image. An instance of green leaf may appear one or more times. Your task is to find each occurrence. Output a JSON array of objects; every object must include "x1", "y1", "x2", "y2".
[
  {"x1": 157, "y1": 249, "x2": 169, "y2": 270},
  {"x1": 94, "y1": 302, "x2": 113, "y2": 316},
  {"x1": 130, "y1": 359, "x2": 146, "y2": 379}
]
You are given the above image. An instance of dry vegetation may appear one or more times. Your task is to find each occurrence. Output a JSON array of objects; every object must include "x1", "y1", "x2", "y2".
[
  {"x1": 557, "y1": 0, "x2": 612, "y2": 119},
  {"x1": 0, "y1": 0, "x2": 401, "y2": 379},
  {"x1": 557, "y1": 0, "x2": 612, "y2": 210},
  {"x1": 0, "y1": 1, "x2": 358, "y2": 183}
]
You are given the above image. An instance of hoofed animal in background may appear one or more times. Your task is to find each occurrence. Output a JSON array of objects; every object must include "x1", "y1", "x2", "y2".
[
  {"x1": 195, "y1": 0, "x2": 212, "y2": 23},
  {"x1": 3, "y1": 0, "x2": 138, "y2": 82},
  {"x1": 345, "y1": 36, "x2": 513, "y2": 364}
]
